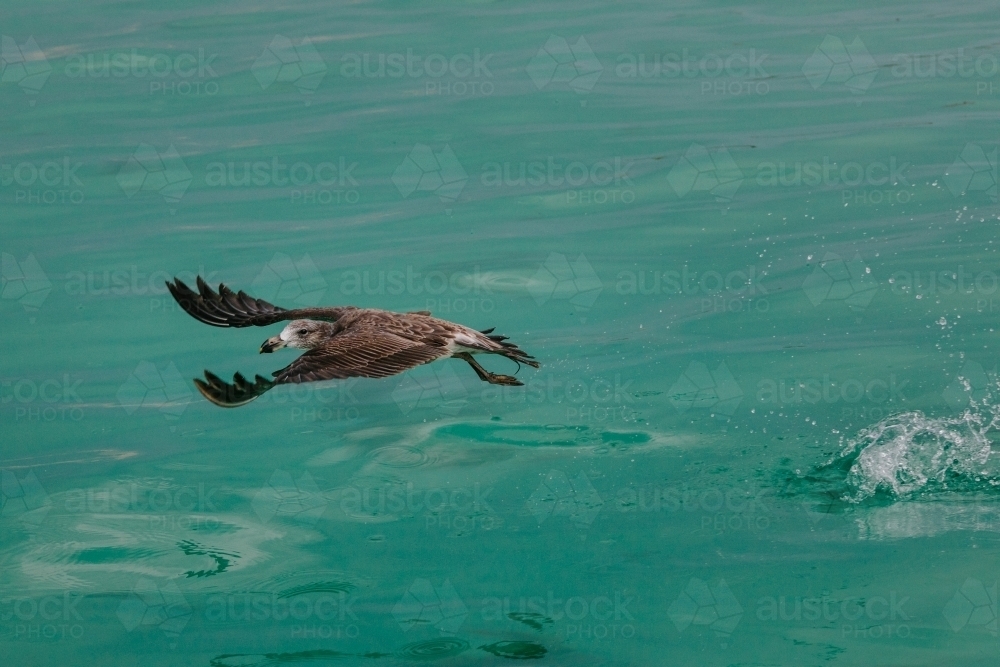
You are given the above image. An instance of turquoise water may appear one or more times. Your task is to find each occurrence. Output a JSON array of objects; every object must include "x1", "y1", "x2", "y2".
[{"x1": 3, "y1": 1, "x2": 1000, "y2": 664}]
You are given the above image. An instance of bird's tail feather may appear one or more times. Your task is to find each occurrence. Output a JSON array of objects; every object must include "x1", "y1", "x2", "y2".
[{"x1": 480, "y1": 329, "x2": 540, "y2": 369}]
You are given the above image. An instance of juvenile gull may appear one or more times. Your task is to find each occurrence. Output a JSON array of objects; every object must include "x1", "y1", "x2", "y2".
[{"x1": 166, "y1": 277, "x2": 540, "y2": 408}]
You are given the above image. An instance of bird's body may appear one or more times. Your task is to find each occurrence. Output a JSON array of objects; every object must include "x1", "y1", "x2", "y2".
[{"x1": 166, "y1": 277, "x2": 539, "y2": 407}]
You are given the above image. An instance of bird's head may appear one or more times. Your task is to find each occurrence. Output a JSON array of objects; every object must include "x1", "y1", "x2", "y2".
[{"x1": 260, "y1": 320, "x2": 333, "y2": 353}]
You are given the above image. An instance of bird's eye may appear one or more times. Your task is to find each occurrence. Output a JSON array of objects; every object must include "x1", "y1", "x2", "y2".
[{"x1": 298, "y1": 329, "x2": 308, "y2": 335}]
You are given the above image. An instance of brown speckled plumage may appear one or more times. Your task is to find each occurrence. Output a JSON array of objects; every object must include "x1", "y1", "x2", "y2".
[{"x1": 167, "y1": 277, "x2": 539, "y2": 407}]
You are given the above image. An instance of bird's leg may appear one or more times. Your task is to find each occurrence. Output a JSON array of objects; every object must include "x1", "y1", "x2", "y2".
[{"x1": 454, "y1": 352, "x2": 523, "y2": 386}]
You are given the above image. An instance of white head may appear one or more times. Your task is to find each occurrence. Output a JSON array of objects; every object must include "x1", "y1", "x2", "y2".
[{"x1": 260, "y1": 320, "x2": 333, "y2": 353}]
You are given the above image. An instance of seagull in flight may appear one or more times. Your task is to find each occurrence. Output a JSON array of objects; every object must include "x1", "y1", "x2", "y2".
[{"x1": 166, "y1": 277, "x2": 540, "y2": 408}]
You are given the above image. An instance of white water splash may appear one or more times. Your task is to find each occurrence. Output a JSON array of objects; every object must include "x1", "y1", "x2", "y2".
[{"x1": 840, "y1": 409, "x2": 997, "y2": 502}]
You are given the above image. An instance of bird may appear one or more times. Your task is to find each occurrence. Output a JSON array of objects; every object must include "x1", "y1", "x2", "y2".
[{"x1": 166, "y1": 276, "x2": 540, "y2": 408}]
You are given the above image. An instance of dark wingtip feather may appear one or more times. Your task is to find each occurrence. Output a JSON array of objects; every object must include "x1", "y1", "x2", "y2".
[
  {"x1": 194, "y1": 370, "x2": 274, "y2": 408},
  {"x1": 167, "y1": 275, "x2": 291, "y2": 328}
]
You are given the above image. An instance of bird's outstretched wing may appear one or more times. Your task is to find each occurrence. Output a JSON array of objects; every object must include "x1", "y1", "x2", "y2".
[
  {"x1": 167, "y1": 276, "x2": 355, "y2": 328},
  {"x1": 273, "y1": 327, "x2": 450, "y2": 383},
  {"x1": 194, "y1": 371, "x2": 275, "y2": 408},
  {"x1": 195, "y1": 327, "x2": 450, "y2": 407}
]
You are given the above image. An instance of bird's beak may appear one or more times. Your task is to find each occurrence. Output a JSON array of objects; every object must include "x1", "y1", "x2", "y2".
[{"x1": 260, "y1": 336, "x2": 285, "y2": 354}]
